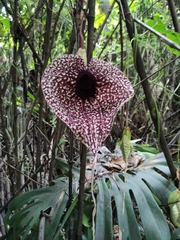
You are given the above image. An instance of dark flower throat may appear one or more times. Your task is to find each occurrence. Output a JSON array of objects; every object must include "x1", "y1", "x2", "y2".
[{"x1": 75, "y1": 70, "x2": 96, "y2": 100}]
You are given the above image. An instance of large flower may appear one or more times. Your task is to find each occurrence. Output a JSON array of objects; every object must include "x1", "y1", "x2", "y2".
[{"x1": 41, "y1": 50, "x2": 134, "y2": 155}]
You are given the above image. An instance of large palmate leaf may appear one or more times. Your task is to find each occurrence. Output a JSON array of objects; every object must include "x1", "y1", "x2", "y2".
[
  {"x1": 95, "y1": 152, "x2": 176, "y2": 240},
  {"x1": 4, "y1": 153, "x2": 176, "y2": 240},
  {"x1": 4, "y1": 177, "x2": 76, "y2": 240}
]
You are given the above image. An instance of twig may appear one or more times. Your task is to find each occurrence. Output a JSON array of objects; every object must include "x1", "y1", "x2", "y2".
[
  {"x1": 134, "y1": 18, "x2": 180, "y2": 52},
  {"x1": 168, "y1": 131, "x2": 180, "y2": 146},
  {"x1": 0, "y1": 155, "x2": 50, "y2": 214},
  {"x1": 98, "y1": 23, "x2": 119, "y2": 59},
  {"x1": 49, "y1": 0, "x2": 66, "y2": 54},
  {"x1": 117, "y1": 0, "x2": 177, "y2": 184},
  {"x1": 1, "y1": 0, "x2": 43, "y2": 67},
  {"x1": 93, "y1": 0, "x2": 116, "y2": 49},
  {"x1": 134, "y1": 56, "x2": 179, "y2": 88}
]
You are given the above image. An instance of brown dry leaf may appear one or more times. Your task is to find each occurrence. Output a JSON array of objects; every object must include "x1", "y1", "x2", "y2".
[
  {"x1": 128, "y1": 153, "x2": 142, "y2": 167},
  {"x1": 111, "y1": 157, "x2": 127, "y2": 169},
  {"x1": 102, "y1": 161, "x2": 123, "y2": 171},
  {"x1": 102, "y1": 154, "x2": 142, "y2": 171},
  {"x1": 113, "y1": 225, "x2": 123, "y2": 240},
  {"x1": 85, "y1": 153, "x2": 142, "y2": 176},
  {"x1": 85, "y1": 171, "x2": 92, "y2": 182},
  {"x1": 176, "y1": 167, "x2": 180, "y2": 181}
]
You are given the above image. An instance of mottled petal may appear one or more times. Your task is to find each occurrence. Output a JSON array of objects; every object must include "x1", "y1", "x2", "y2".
[{"x1": 42, "y1": 54, "x2": 134, "y2": 155}]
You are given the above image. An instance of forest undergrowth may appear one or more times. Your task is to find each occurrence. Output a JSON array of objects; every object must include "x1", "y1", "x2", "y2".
[{"x1": 0, "y1": 0, "x2": 180, "y2": 239}]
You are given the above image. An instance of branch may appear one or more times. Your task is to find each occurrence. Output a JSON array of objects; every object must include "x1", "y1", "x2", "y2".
[
  {"x1": 134, "y1": 18, "x2": 180, "y2": 53},
  {"x1": 42, "y1": 0, "x2": 54, "y2": 67},
  {"x1": 116, "y1": 0, "x2": 177, "y2": 184},
  {"x1": 167, "y1": 0, "x2": 180, "y2": 33},
  {"x1": 1, "y1": 0, "x2": 43, "y2": 67},
  {"x1": 93, "y1": 0, "x2": 116, "y2": 49}
]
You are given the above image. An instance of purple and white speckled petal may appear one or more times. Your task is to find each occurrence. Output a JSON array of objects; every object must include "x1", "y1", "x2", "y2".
[{"x1": 42, "y1": 53, "x2": 134, "y2": 155}]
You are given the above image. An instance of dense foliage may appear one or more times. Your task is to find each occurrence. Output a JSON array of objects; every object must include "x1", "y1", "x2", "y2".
[{"x1": 0, "y1": 0, "x2": 180, "y2": 239}]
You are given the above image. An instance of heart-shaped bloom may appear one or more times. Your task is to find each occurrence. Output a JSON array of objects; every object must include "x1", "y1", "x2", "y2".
[{"x1": 42, "y1": 50, "x2": 134, "y2": 155}]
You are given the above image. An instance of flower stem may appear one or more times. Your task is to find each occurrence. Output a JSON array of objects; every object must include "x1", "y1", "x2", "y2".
[
  {"x1": 77, "y1": 143, "x2": 87, "y2": 240},
  {"x1": 68, "y1": 130, "x2": 74, "y2": 240},
  {"x1": 91, "y1": 153, "x2": 97, "y2": 240}
]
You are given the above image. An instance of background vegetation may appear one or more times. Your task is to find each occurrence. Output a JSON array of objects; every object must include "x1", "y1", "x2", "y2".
[{"x1": 0, "y1": 0, "x2": 180, "y2": 239}]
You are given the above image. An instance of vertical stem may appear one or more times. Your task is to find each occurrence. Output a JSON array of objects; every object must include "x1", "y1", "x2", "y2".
[
  {"x1": 91, "y1": 153, "x2": 98, "y2": 240},
  {"x1": 87, "y1": 1, "x2": 96, "y2": 239},
  {"x1": 35, "y1": 0, "x2": 53, "y2": 186},
  {"x1": 76, "y1": 1, "x2": 95, "y2": 238},
  {"x1": 93, "y1": 0, "x2": 116, "y2": 49},
  {"x1": 119, "y1": 13, "x2": 124, "y2": 71},
  {"x1": 76, "y1": 1, "x2": 93, "y2": 239},
  {"x1": 77, "y1": 143, "x2": 87, "y2": 240},
  {"x1": 87, "y1": 0, "x2": 95, "y2": 62},
  {"x1": 12, "y1": 0, "x2": 19, "y2": 192},
  {"x1": 35, "y1": 88, "x2": 43, "y2": 187},
  {"x1": 0, "y1": 77, "x2": 10, "y2": 163},
  {"x1": 117, "y1": 0, "x2": 177, "y2": 184},
  {"x1": 43, "y1": 0, "x2": 54, "y2": 67},
  {"x1": 68, "y1": 130, "x2": 74, "y2": 240},
  {"x1": 75, "y1": 0, "x2": 84, "y2": 51},
  {"x1": 167, "y1": 0, "x2": 180, "y2": 33}
]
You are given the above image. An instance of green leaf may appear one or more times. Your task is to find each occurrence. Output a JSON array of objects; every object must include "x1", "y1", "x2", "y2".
[
  {"x1": 4, "y1": 178, "x2": 70, "y2": 240},
  {"x1": 153, "y1": 13, "x2": 162, "y2": 23},
  {"x1": 145, "y1": 18, "x2": 180, "y2": 55},
  {"x1": 95, "y1": 153, "x2": 174, "y2": 240},
  {"x1": 57, "y1": 137, "x2": 68, "y2": 147},
  {"x1": 95, "y1": 178, "x2": 113, "y2": 240},
  {"x1": 0, "y1": 17, "x2": 10, "y2": 34},
  {"x1": 109, "y1": 177, "x2": 141, "y2": 240},
  {"x1": 133, "y1": 144, "x2": 158, "y2": 154},
  {"x1": 27, "y1": 91, "x2": 35, "y2": 101},
  {"x1": 52, "y1": 196, "x2": 78, "y2": 239},
  {"x1": 83, "y1": 199, "x2": 93, "y2": 227},
  {"x1": 171, "y1": 228, "x2": 180, "y2": 240},
  {"x1": 127, "y1": 175, "x2": 170, "y2": 240},
  {"x1": 5, "y1": 153, "x2": 175, "y2": 240},
  {"x1": 119, "y1": 127, "x2": 133, "y2": 162},
  {"x1": 168, "y1": 189, "x2": 180, "y2": 227}
]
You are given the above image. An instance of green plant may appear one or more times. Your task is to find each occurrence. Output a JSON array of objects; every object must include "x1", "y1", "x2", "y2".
[{"x1": 4, "y1": 151, "x2": 176, "y2": 240}]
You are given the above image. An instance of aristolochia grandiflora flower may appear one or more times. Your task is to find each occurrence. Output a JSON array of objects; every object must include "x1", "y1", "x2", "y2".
[{"x1": 42, "y1": 49, "x2": 134, "y2": 155}]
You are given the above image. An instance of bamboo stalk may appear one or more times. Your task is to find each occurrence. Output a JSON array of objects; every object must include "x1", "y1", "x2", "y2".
[{"x1": 116, "y1": 0, "x2": 177, "y2": 184}]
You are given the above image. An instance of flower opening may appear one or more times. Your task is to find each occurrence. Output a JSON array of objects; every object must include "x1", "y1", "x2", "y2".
[{"x1": 76, "y1": 70, "x2": 97, "y2": 99}]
